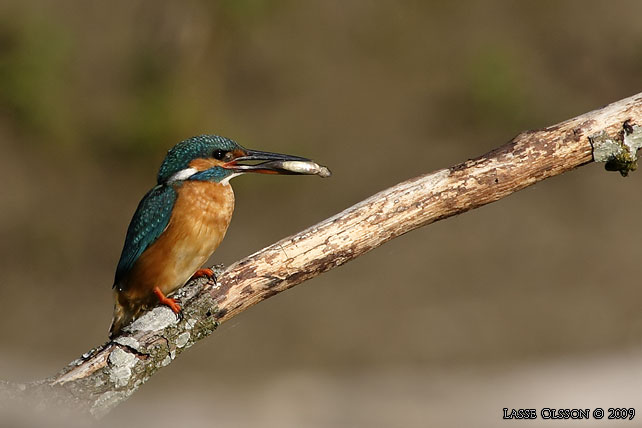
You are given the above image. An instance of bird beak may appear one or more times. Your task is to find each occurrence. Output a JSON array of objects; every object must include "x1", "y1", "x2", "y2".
[{"x1": 223, "y1": 149, "x2": 313, "y2": 175}]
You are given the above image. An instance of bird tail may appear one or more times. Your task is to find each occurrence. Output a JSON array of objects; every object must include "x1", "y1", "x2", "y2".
[{"x1": 109, "y1": 293, "x2": 136, "y2": 339}]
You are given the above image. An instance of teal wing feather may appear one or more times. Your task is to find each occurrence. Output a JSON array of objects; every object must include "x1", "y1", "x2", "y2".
[{"x1": 114, "y1": 184, "x2": 177, "y2": 291}]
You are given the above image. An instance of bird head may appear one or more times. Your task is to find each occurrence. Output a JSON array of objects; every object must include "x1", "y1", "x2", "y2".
[{"x1": 157, "y1": 135, "x2": 314, "y2": 185}]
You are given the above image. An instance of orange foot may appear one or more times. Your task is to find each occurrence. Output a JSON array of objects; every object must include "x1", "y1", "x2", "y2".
[
  {"x1": 191, "y1": 268, "x2": 216, "y2": 281},
  {"x1": 153, "y1": 286, "x2": 183, "y2": 320}
]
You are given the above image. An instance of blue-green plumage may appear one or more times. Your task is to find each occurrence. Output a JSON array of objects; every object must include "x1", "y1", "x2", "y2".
[
  {"x1": 190, "y1": 167, "x2": 234, "y2": 182},
  {"x1": 114, "y1": 185, "x2": 177, "y2": 291}
]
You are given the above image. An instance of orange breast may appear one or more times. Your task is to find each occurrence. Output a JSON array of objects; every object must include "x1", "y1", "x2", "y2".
[{"x1": 122, "y1": 181, "x2": 235, "y2": 302}]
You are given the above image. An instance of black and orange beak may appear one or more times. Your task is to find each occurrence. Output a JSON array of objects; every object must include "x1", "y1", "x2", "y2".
[{"x1": 223, "y1": 149, "x2": 312, "y2": 175}]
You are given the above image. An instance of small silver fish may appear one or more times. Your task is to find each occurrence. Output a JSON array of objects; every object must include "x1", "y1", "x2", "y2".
[{"x1": 255, "y1": 160, "x2": 332, "y2": 178}]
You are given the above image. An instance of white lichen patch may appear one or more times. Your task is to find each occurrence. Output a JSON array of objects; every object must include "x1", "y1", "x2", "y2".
[
  {"x1": 161, "y1": 356, "x2": 172, "y2": 367},
  {"x1": 591, "y1": 130, "x2": 624, "y2": 162},
  {"x1": 624, "y1": 125, "x2": 642, "y2": 154},
  {"x1": 113, "y1": 336, "x2": 141, "y2": 351},
  {"x1": 126, "y1": 306, "x2": 177, "y2": 333},
  {"x1": 176, "y1": 332, "x2": 190, "y2": 348},
  {"x1": 185, "y1": 318, "x2": 197, "y2": 330},
  {"x1": 108, "y1": 348, "x2": 138, "y2": 388}
]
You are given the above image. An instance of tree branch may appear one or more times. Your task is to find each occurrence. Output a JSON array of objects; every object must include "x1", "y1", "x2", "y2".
[{"x1": 3, "y1": 92, "x2": 642, "y2": 419}]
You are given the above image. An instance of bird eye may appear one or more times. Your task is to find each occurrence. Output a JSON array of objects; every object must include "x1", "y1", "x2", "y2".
[{"x1": 212, "y1": 149, "x2": 226, "y2": 160}]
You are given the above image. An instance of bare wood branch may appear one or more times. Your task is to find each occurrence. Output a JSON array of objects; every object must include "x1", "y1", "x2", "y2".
[{"x1": 3, "y1": 92, "x2": 642, "y2": 419}]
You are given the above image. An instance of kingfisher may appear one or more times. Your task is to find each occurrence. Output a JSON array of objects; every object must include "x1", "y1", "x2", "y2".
[{"x1": 109, "y1": 134, "x2": 329, "y2": 338}]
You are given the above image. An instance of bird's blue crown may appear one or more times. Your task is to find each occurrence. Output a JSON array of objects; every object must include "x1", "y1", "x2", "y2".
[{"x1": 157, "y1": 135, "x2": 240, "y2": 184}]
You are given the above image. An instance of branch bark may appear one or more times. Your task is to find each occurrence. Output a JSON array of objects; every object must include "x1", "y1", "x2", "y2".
[{"x1": 3, "y1": 92, "x2": 642, "y2": 419}]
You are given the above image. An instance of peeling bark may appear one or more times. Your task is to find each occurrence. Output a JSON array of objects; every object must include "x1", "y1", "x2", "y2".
[{"x1": 2, "y1": 92, "x2": 642, "y2": 418}]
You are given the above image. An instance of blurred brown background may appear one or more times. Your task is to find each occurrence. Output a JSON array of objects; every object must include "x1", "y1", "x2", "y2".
[{"x1": 1, "y1": 1, "x2": 642, "y2": 426}]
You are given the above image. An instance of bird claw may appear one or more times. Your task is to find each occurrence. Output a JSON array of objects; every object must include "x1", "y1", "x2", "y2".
[
  {"x1": 191, "y1": 268, "x2": 216, "y2": 281},
  {"x1": 153, "y1": 287, "x2": 183, "y2": 320},
  {"x1": 164, "y1": 297, "x2": 183, "y2": 321},
  {"x1": 165, "y1": 297, "x2": 182, "y2": 317}
]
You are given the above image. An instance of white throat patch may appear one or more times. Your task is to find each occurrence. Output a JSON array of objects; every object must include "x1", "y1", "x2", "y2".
[{"x1": 219, "y1": 172, "x2": 242, "y2": 185}]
